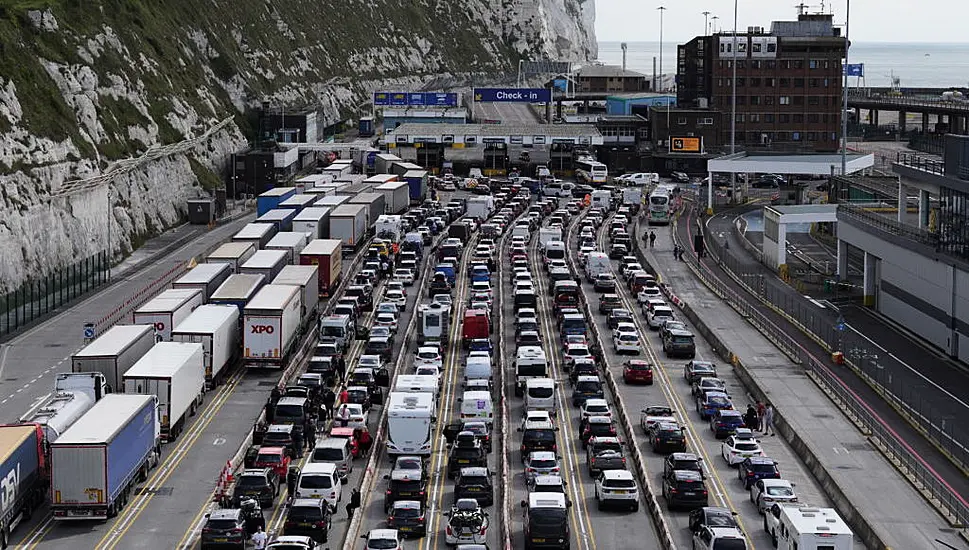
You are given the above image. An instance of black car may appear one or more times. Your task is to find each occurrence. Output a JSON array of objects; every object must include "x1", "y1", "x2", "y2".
[
  {"x1": 447, "y1": 433, "x2": 487, "y2": 479},
  {"x1": 232, "y1": 468, "x2": 279, "y2": 508},
  {"x1": 608, "y1": 244, "x2": 629, "y2": 259},
  {"x1": 579, "y1": 416, "x2": 616, "y2": 448},
  {"x1": 454, "y1": 466, "x2": 495, "y2": 506},
  {"x1": 688, "y1": 506, "x2": 739, "y2": 534},
  {"x1": 606, "y1": 309, "x2": 634, "y2": 329},
  {"x1": 598, "y1": 294, "x2": 622, "y2": 314},
  {"x1": 663, "y1": 452, "x2": 704, "y2": 477},
  {"x1": 261, "y1": 424, "x2": 300, "y2": 459},
  {"x1": 519, "y1": 421, "x2": 558, "y2": 459},
  {"x1": 444, "y1": 421, "x2": 492, "y2": 453},
  {"x1": 284, "y1": 498, "x2": 332, "y2": 543},
  {"x1": 684, "y1": 360, "x2": 718, "y2": 384},
  {"x1": 383, "y1": 469, "x2": 429, "y2": 512},
  {"x1": 571, "y1": 376, "x2": 604, "y2": 406},
  {"x1": 738, "y1": 456, "x2": 781, "y2": 489},
  {"x1": 572, "y1": 184, "x2": 595, "y2": 198},
  {"x1": 671, "y1": 171, "x2": 690, "y2": 183},
  {"x1": 200, "y1": 507, "x2": 259, "y2": 549},
  {"x1": 651, "y1": 422, "x2": 687, "y2": 454},
  {"x1": 662, "y1": 469, "x2": 709, "y2": 510},
  {"x1": 387, "y1": 500, "x2": 427, "y2": 538}
]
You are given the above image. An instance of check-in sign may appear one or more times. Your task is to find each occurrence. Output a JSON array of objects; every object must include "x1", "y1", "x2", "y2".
[{"x1": 473, "y1": 88, "x2": 551, "y2": 103}]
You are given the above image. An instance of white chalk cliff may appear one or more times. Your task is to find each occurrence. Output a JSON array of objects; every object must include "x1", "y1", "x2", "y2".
[{"x1": 0, "y1": 0, "x2": 596, "y2": 292}]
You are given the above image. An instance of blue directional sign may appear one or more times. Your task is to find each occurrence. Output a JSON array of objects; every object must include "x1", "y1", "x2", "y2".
[
  {"x1": 844, "y1": 63, "x2": 864, "y2": 77},
  {"x1": 473, "y1": 87, "x2": 551, "y2": 103},
  {"x1": 374, "y1": 92, "x2": 459, "y2": 107}
]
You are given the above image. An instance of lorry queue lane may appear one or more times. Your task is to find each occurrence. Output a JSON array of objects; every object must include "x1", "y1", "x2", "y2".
[{"x1": 579, "y1": 212, "x2": 836, "y2": 550}]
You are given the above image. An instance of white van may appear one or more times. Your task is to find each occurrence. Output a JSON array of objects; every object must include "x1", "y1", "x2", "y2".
[
  {"x1": 464, "y1": 352, "x2": 492, "y2": 383},
  {"x1": 387, "y1": 391, "x2": 435, "y2": 457},
  {"x1": 296, "y1": 462, "x2": 342, "y2": 509},
  {"x1": 525, "y1": 378, "x2": 556, "y2": 415},
  {"x1": 459, "y1": 390, "x2": 494, "y2": 425},
  {"x1": 585, "y1": 252, "x2": 611, "y2": 282}
]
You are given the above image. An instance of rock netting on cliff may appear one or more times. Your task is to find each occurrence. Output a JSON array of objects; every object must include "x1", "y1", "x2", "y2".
[{"x1": 0, "y1": 0, "x2": 596, "y2": 293}]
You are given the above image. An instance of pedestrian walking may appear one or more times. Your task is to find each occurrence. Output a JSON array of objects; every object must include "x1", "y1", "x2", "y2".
[
  {"x1": 649, "y1": 231, "x2": 656, "y2": 248},
  {"x1": 322, "y1": 387, "x2": 336, "y2": 412},
  {"x1": 338, "y1": 404, "x2": 351, "y2": 427},
  {"x1": 287, "y1": 466, "x2": 298, "y2": 496},
  {"x1": 319, "y1": 403, "x2": 330, "y2": 423},
  {"x1": 264, "y1": 397, "x2": 275, "y2": 423},
  {"x1": 744, "y1": 404, "x2": 758, "y2": 430},
  {"x1": 764, "y1": 403, "x2": 776, "y2": 436},
  {"x1": 270, "y1": 385, "x2": 282, "y2": 405},
  {"x1": 672, "y1": 245, "x2": 680, "y2": 260},
  {"x1": 305, "y1": 426, "x2": 317, "y2": 450},
  {"x1": 756, "y1": 400, "x2": 766, "y2": 431},
  {"x1": 339, "y1": 386, "x2": 349, "y2": 405},
  {"x1": 346, "y1": 488, "x2": 361, "y2": 520},
  {"x1": 251, "y1": 526, "x2": 267, "y2": 549}
]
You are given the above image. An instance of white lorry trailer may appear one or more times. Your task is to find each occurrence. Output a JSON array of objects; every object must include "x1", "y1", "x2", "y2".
[
  {"x1": 132, "y1": 288, "x2": 204, "y2": 342},
  {"x1": 265, "y1": 232, "x2": 309, "y2": 264},
  {"x1": 272, "y1": 265, "x2": 320, "y2": 328},
  {"x1": 207, "y1": 241, "x2": 256, "y2": 273},
  {"x1": 171, "y1": 304, "x2": 240, "y2": 389},
  {"x1": 123, "y1": 342, "x2": 205, "y2": 441},
  {"x1": 172, "y1": 262, "x2": 232, "y2": 301},
  {"x1": 242, "y1": 284, "x2": 303, "y2": 369},
  {"x1": 72, "y1": 324, "x2": 155, "y2": 392}
]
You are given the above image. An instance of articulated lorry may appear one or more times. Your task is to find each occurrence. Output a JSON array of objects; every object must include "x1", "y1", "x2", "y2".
[
  {"x1": 0, "y1": 424, "x2": 48, "y2": 545},
  {"x1": 132, "y1": 288, "x2": 204, "y2": 342},
  {"x1": 50, "y1": 394, "x2": 161, "y2": 520},
  {"x1": 123, "y1": 342, "x2": 205, "y2": 441},
  {"x1": 72, "y1": 325, "x2": 155, "y2": 392},
  {"x1": 172, "y1": 304, "x2": 240, "y2": 389},
  {"x1": 19, "y1": 372, "x2": 109, "y2": 443},
  {"x1": 243, "y1": 285, "x2": 303, "y2": 369}
]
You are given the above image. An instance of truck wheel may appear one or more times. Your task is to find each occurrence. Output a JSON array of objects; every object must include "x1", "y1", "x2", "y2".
[
  {"x1": 1, "y1": 527, "x2": 8, "y2": 549},
  {"x1": 107, "y1": 504, "x2": 117, "y2": 518}
]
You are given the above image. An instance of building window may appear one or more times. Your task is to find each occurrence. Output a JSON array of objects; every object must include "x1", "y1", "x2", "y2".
[
  {"x1": 809, "y1": 78, "x2": 820, "y2": 87},
  {"x1": 766, "y1": 60, "x2": 776, "y2": 69},
  {"x1": 822, "y1": 114, "x2": 829, "y2": 123},
  {"x1": 780, "y1": 114, "x2": 790, "y2": 123},
  {"x1": 765, "y1": 113, "x2": 775, "y2": 123},
  {"x1": 808, "y1": 96, "x2": 820, "y2": 105},
  {"x1": 737, "y1": 60, "x2": 746, "y2": 69},
  {"x1": 768, "y1": 42, "x2": 777, "y2": 53},
  {"x1": 750, "y1": 113, "x2": 760, "y2": 122},
  {"x1": 737, "y1": 96, "x2": 746, "y2": 105},
  {"x1": 750, "y1": 96, "x2": 760, "y2": 105},
  {"x1": 736, "y1": 113, "x2": 745, "y2": 122},
  {"x1": 777, "y1": 131, "x2": 789, "y2": 141},
  {"x1": 750, "y1": 77, "x2": 761, "y2": 87},
  {"x1": 718, "y1": 79, "x2": 724, "y2": 87},
  {"x1": 793, "y1": 60, "x2": 804, "y2": 69},
  {"x1": 823, "y1": 78, "x2": 830, "y2": 87},
  {"x1": 782, "y1": 60, "x2": 792, "y2": 69},
  {"x1": 793, "y1": 96, "x2": 804, "y2": 105},
  {"x1": 794, "y1": 78, "x2": 805, "y2": 87},
  {"x1": 809, "y1": 60, "x2": 819, "y2": 69},
  {"x1": 699, "y1": 117, "x2": 714, "y2": 125},
  {"x1": 793, "y1": 132, "x2": 801, "y2": 141},
  {"x1": 793, "y1": 114, "x2": 804, "y2": 123},
  {"x1": 780, "y1": 78, "x2": 790, "y2": 87},
  {"x1": 824, "y1": 60, "x2": 830, "y2": 69},
  {"x1": 808, "y1": 114, "x2": 820, "y2": 123},
  {"x1": 831, "y1": 132, "x2": 837, "y2": 141},
  {"x1": 737, "y1": 77, "x2": 745, "y2": 87},
  {"x1": 751, "y1": 60, "x2": 761, "y2": 69},
  {"x1": 678, "y1": 117, "x2": 687, "y2": 125},
  {"x1": 779, "y1": 96, "x2": 791, "y2": 105},
  {"x1": 765, "y1": 78, "x2": 775, "y2": 87},
  {"x1": 765, "y1": 96, "x2": 775, "y2": 105},
  {"x1": 807, "y1": 132, "x2": 817, "y2": 140}
]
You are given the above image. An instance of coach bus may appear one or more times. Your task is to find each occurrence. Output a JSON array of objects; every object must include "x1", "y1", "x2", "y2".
[
  {"x1": 647, "y1": 188, "x2": 672, "y2": 225},
  {"x1": 575, "y1": 157, "x2": 608, "y2": 185}
]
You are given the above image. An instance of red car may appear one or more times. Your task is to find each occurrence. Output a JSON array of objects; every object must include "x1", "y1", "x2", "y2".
[
  {"x1": 253, "y1": 446, "x2": 291, "y2": 478},
  {"x1": 623, "y1": 360, "x2": 654, "y2": 385}
]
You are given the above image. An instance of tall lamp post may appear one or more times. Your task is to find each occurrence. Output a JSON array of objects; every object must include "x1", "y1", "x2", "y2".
[
  {"x1": 712, "y1": 15, "x2": 719, "y2": 33},
  {"x1": 703, "y1": 11, "x2": 711, "y2": 35},
  {"x1": 657, "y1": 6, "x2": 666, "y2": 92},
  {"x1": 730, "y1": 0, "x2": 739, "y2": 203},
  {"x1": 840, "y1": 0, "x2": 851, "y2": 176}
]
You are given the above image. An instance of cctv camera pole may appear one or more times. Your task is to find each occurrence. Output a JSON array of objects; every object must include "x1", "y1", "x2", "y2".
[
  {"x1": 840, "y1": 0, "x2": 851, "y2": 176},
  {"x1": 730, "y1": 0, "x2": 738, "y2": 206}
]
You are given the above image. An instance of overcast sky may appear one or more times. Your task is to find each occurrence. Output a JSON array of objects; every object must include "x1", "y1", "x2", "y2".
[{"x1": 594, "y1": 0, "x2": 969, "y2": 43}]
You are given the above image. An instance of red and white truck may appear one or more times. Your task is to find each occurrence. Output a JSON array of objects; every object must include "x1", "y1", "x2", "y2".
[
  {"x1": 132, "y1": 288, "x2": 203, "y2": 342},
  {"x1": 242, "y1": 285, "x2": 303, "y2": 369}
]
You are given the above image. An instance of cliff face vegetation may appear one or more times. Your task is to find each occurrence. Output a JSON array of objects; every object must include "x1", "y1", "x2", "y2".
[{"x1": 0, "y1": 0, "x2": 596, "y2": 291}]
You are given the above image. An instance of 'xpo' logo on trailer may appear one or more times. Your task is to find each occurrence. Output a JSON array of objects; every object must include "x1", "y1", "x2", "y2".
[{"x1": 251, "y1": 325, "x2": 275, "y2": 334}]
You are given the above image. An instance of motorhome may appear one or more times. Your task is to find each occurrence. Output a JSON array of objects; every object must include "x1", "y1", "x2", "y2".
[
  {"x1": 775, "y1": 506, "x2": 853, "y2": 550},
  {"x1": 386, "y1": 392, "x2": 436, "y2": 458}
]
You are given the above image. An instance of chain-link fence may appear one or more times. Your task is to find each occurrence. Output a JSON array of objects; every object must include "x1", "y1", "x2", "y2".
[
  {"x1": 667, "y1": 209, "x2": 969, "y2": 531},
  {"x1": 0, "y1": 251, "x2": 109, "y2": 338}
]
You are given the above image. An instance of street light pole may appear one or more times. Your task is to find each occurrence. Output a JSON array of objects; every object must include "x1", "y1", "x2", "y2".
[
  {"x1": 703, "y1": 11, "x2": 711, "y2": 35},
  {"x1": 106, "y1": 187, "x2": 112, "y2": 281},
  {"x1": 712, "y1": 15, "x2": 720, "y2": 33},
  {"x1": 731, "y1": 0, "x2": 738, "y2": 203},
  {"x1": 841, "y1": 0, "x2": 851, "y2": 176},
  {"x1": 657, "y1": 6, "x2": 666, "y2": 92}
]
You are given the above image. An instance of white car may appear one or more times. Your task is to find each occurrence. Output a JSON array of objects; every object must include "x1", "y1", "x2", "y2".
[
  {"x1": 612, "y1": 331, "x2": 641, "y2": 355},
  {"x1": 692, "y1": 526, "x2": 748, "y2": 550},
  {"x1": 358, "y1": 354, "x2": 384, "y2": 371},
  {"x1": 363, "y1": 529, "x2": 404, "y2": 550},
  {"x1": 721, "y1": 434, "x2": 764, "y2": 466},
  {"x1": 646, "y1": 305, "x2": 675, "y2": 330},
  {"x1": 386, "y1": 280, "x2": 407, "y2": 296},
  {"x1": 749, "y1": 478, "x2": 798, "y2": 513},
  {"x1": 415, "y1": 346, "x2": 443, "y2": 371},
  {"x1": 622, "y1": 263, "x2": 643, "y2": 280},
  {"x1": 470, "y1": 281, "x2": 492, "y2": 299},
  {"x1": 374, "y1": 312, "x2": 399, "y2": 333},
  {"x1": 580, "y1": 398, "x2": 612, "y2": 421},
  {"x1": 444, "y1": 499, "x2": 490, "y2": 545},
  {"x1": 385, "y1": 289, "x2": 407, "y2": 308},
  {"x1": 376, "y1": 302, "x2": 400, "y2": 316},
  {"x1": 514, "y1": 280, "x2": 535, "y2": 295},
  {"x1": 612, "y1": 322, "x2": 637, "y2": 339},
  {"x1": 595, "y1": 469, "x2": 640, "y2": 512},
  {"x1": 393, "y1": 268, "x2": 415, "y2": 286},
  {"x1": 432, "y1": 293, "x2": 453, "y2": 311},
  {"x1": 338, "y1": 403, "x2": 367, "y2": 429},
  {"x1": 637, "y1": 286, "x2": 663, "y2": 303},
  {"x1": 524, "y1": 451, "x2": 560, "y2": 484},
  {"x1": 521, "y1": 409, "x2": 554, "y2": 429},
  {"x1": 580, "y1": 227, "x2": 594, "y2": 240}
]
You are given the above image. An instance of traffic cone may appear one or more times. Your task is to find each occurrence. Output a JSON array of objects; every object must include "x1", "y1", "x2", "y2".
[{"x1": 224, "y1": 461, "x2": 234, "y2": 483}]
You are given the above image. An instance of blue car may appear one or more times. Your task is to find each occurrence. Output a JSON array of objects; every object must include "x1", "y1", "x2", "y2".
[
  {"x1": 434, "y1": 264, "x2": 456, "y2": 286},
  {"x1": 468, "y1": 338, "x2": 493, "y2": 355},
  {"x1": 710, "y1": 410, "x2": 745, "y2": 439},
  {"x1": 696, "y1": 390, "x2": 732, "y2": 420},
  {"x1": 471, "y1": 266, "x2": 491, "y2": 283},
  {"x1": 738, "y1": 456, "x2": 781, "y2": 489}
]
